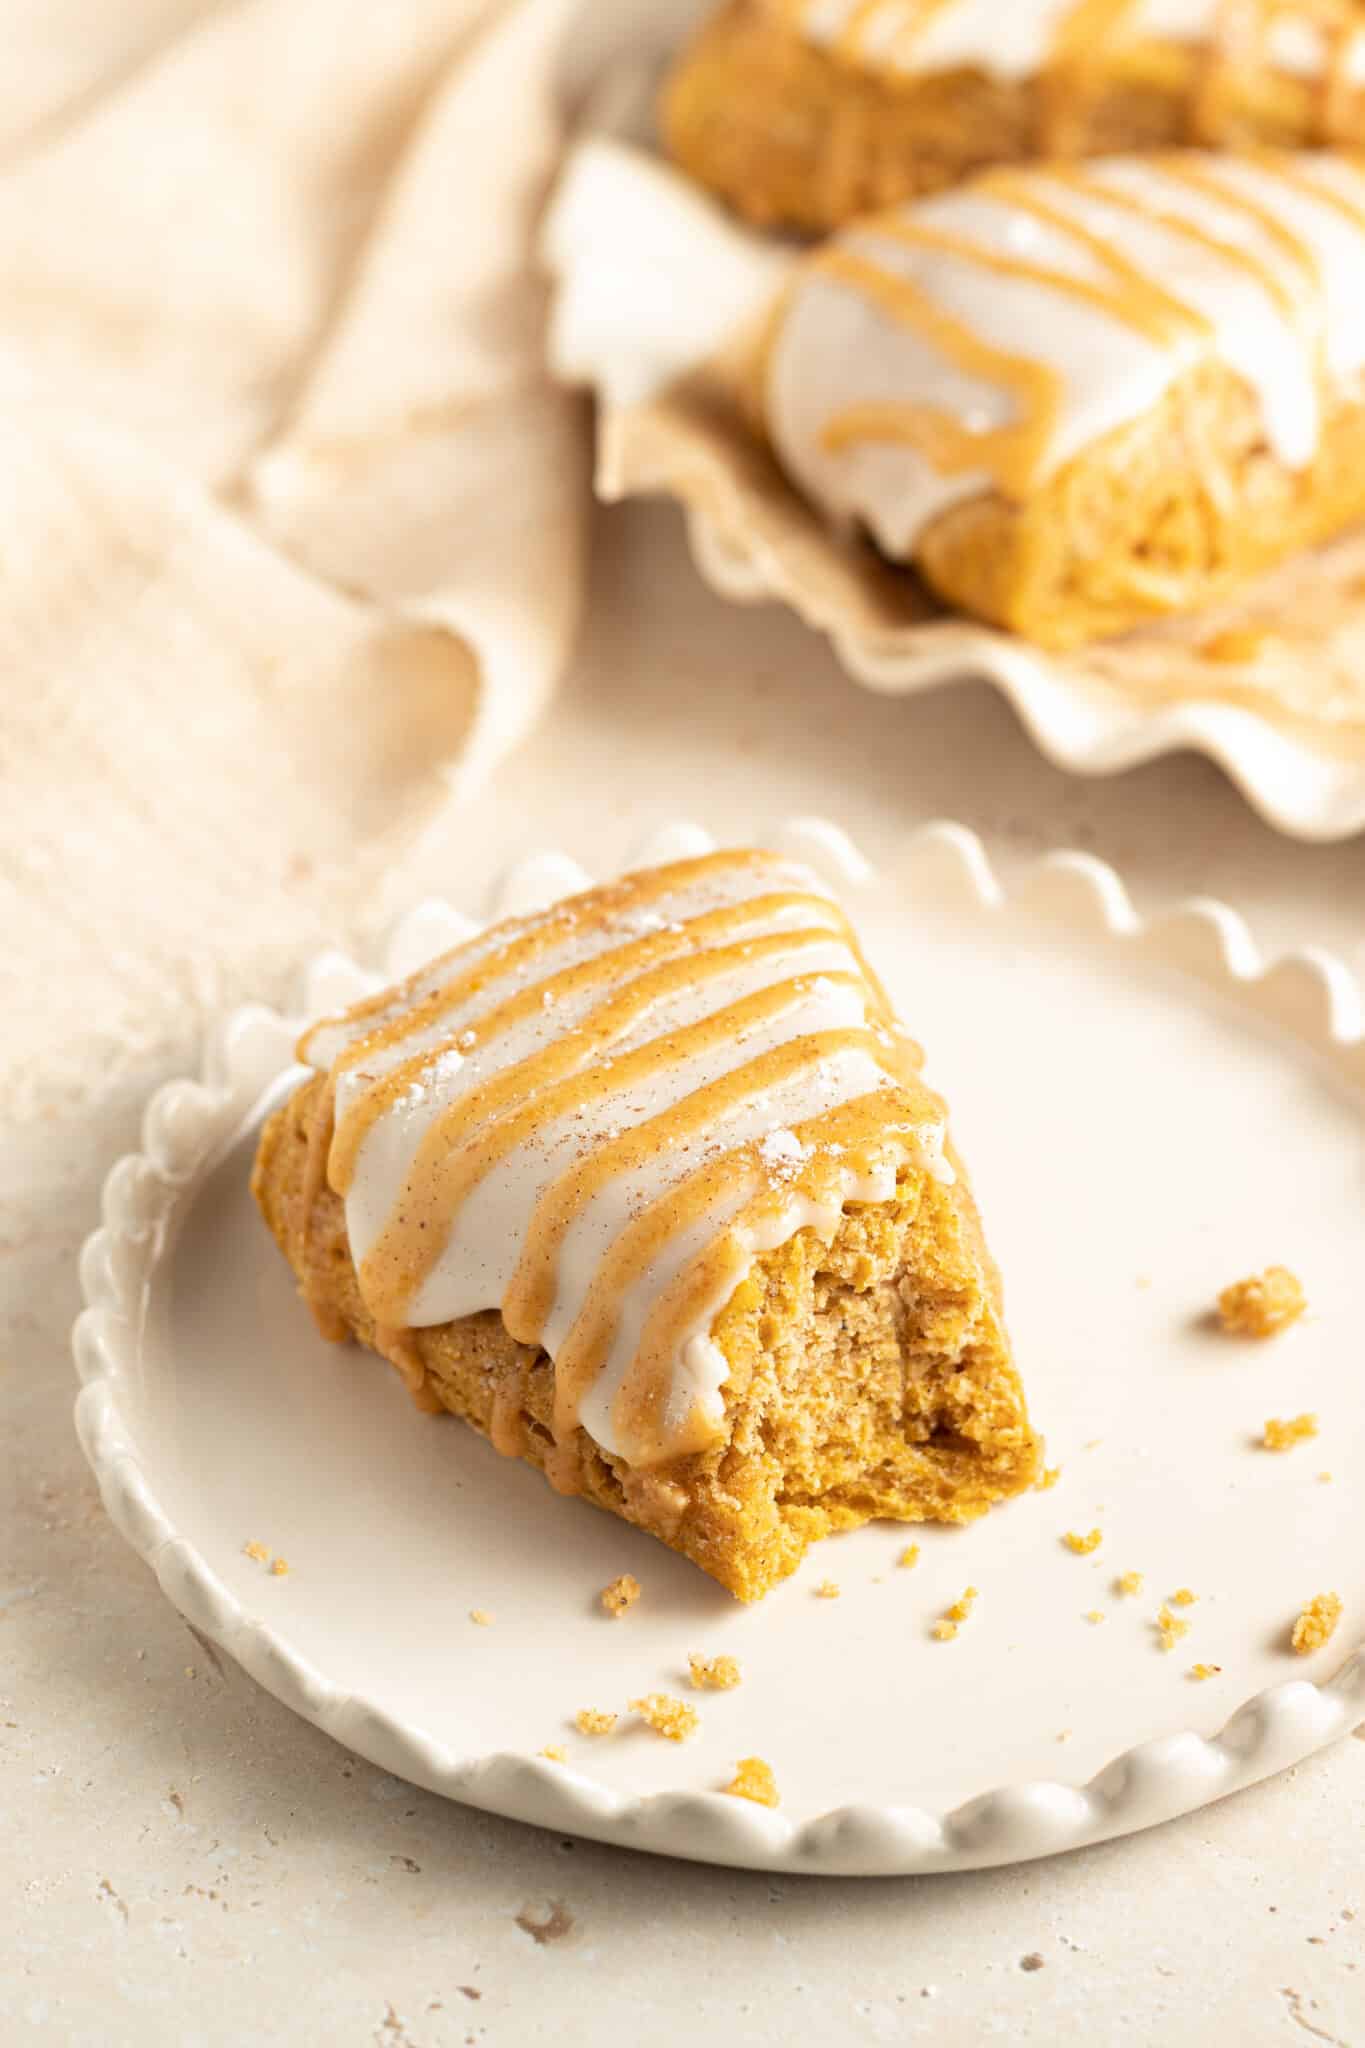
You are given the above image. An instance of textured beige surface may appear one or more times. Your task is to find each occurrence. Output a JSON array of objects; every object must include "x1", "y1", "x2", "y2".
[{"x1": 6, "y1": 503, "x2": 1365, "y2": 2042}]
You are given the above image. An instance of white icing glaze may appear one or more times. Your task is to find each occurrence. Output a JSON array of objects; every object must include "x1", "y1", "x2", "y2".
[
  {"x1": 783, "y1": 0, "x2": 1365, "y2": 87},
  {"x1": 765, "y1": 150, "x2": 1365, "y2": 562},
  {"x1": 301, "y1": 851, "x2": 951, "y2": 1468}
]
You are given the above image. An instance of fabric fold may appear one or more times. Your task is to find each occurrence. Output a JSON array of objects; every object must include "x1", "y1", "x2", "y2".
[{"x1": 0, "y1": 0, "x2": 595, "y2": 1113}]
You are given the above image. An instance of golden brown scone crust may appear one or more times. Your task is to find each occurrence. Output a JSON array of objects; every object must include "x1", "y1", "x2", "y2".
[
  {"x1": 662, "y1": 0, "x2": 1365, "y2": 234},
  {"x1": 911, "y1": 364, "x2": 1365, "y2": 648},
  {"x1": 252, "y1": 1073, "x2": 1040, "y2": 1601}
]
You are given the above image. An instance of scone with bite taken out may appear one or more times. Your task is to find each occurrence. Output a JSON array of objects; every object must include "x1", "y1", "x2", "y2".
[{"x1": 252, "y1": 849, "x2": 1040, "y2": 1600}]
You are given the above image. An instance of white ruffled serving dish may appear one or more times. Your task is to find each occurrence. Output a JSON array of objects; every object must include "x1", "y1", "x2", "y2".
[{"x1": 73, "y1": 818, "x2": 1364, "y2": 1874}]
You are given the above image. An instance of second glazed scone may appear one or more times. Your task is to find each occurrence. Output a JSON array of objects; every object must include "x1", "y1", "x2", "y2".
[
  {"x1": 663, "y1": 0, "x2": 1365, "y2": 233},
  {"x1": 763, "y1": 149, "x2": 1365, "y2": 646},
  {"x1": 252, "y1": 850, "x2": 1040, "y2": 1601}
]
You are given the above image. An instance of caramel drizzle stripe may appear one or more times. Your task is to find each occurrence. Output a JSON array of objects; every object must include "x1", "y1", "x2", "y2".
[
  {"x1": 327, "y1": 894, "x2": 851, "y2": 1195},
  {"x1": 1149, "y1": 154, "x2": 1323, "y2": 309},
  {"x1": 974, "y1": 168, "x2": 1217, "y2": 339},
  {"x1": 549, "y1": 1090, "x2": 921, "y2": 1450},
  {"x1": 301, "y1": 927, "x2": 521, "y2": 1065},
  {"x1": 298, "y1": 848, "x2": 783, "y2": 1067},
  {"x1": 1042, "y1": 164, "x2": 1309, "y2": 322},
  {"x1": 609, "y1": 1097, "x2": 932, "y2": 1464},
  {"x1": 872, "y1": 213, "x2": 1206, "y2": 347},
  {"x1": 356, "y1": 983, "x2": 897, "y2": 1328},
  {"x1": 372, "y1": 1324, "x2": 444, "y2": 1414},
  {"x1": 816, "y1": 247, "x2": 1062, "y2": 491},
  {"x1": 501, "y1": 1019, "x2": 895, "y2": 1347},
  {"x1": 1248, "y1": 147, "x2": 1365, "y2": 234}
]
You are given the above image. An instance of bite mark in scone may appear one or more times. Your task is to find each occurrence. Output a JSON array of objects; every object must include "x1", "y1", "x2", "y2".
[{"x1": 251, "y1": 849, "x2": 1039, "y2": 1602}]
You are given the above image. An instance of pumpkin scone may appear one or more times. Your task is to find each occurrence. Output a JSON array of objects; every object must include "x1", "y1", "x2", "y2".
[
  {"x1": 252, "y1": 849, "x2": 1040, "y2": 1601},
  {"x1": 763, "y1": 148, "x2": 1365, "y2": 647},
  {"x1": 662, "y1": 0, "x2": 1365, "y2": 233}
]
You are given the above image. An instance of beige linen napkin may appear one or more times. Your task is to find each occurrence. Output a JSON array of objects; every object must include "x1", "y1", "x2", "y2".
[{"x1": 0, "y1": 0, "x2": 596, "y2": 1115}]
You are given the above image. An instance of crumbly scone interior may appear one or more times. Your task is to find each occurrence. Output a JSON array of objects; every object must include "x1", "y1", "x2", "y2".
[
  {"x1": 915, "y1": 365, "x2": 1365, "y2": 649},
  {"x1": 253, "y1": 1073, "x2": 1037, "y2": 1601}
]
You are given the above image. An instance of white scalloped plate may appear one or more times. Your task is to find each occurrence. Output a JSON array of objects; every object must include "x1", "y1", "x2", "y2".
[
  {"x1": 72, "y1": 820, "x2": 1365, "y2": 1874},
  {"x1": 543, "y1": 129, "x2": 1365, "y2": 842}
]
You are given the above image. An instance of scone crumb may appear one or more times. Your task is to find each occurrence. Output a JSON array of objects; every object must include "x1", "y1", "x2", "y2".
[
  {"x1": 630, "y1": 1694, "x2": 699, "y2": 1742},
  {"x1": 725, "y1": 1757, "x2": 779, "y2": 1808},
  {"x1": 469, "y1": 1609, "x2": 494, "y2": 1627},
  {"x1": 1319, "y1": 1471, "x2": 1334, "y2": 1484},
  {"x1": 243, "y1": 1540, "x2": 270, "y2": 1563},
  {"x1": 538, "y1": 1745, "x2": 567, "y2": 1763},
  {"x1": 688, "y1": 1654, "x2": 742, "y2": 1692},
  {"x1": 1190, "y1": 1664, "x2": 1222, "y2": 1682},
  {"x1": 1116, "y1": 1571, "x2": 1144, "y2": 1597},
  {"x1": 1218, "y1": 1266, "x2": 1306, "y2": 1338},
  {"x1": 1084, "y1": 1610, "x2": 1105, "y2": 1625},
  {"x1": 600, "y1": 1574, "x2": 641, "y2": 1619},
  {"x1": 1037, "y1": 1467, "x2": 1061, "y2": 1492},
  {"x1": 1291, "y1": 1592, "x2": 1343, "y2": 1656},
  {"x1": 1171, "y1": 1588, "x2": 1198, "y2": 1607},
  {"x1": 898, "y1": 1544, "x2": 921, "y2": 1569},
  {"x1": 932, "y1": 1620, "x2": 959, "y2": 1642},
  {"x1": 269, "y1": 1557, "x2": 289, "y2": 1577},
  {"x1": 1064, "y1": 1528, "x2": 1102, "y2": 1556},
  {"x1": 1262, "y1": 1413, "x2": 1318, "y2": 1453},
  {"x1": 1157, "y1": 1605, "x2": 1191, "y2": 1652},
  {"x1": 946, "y1": 1585, "x2": 979, "y2": 1624},
  {"x1": 574, "y1": 1708, "x2": 617, "y2": 1737},
  {"x1": 815, "y1": 1579, "x2": 840, "y2": 1599}
]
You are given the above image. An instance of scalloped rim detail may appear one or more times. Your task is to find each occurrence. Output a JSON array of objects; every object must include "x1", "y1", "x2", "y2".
[
  {"x1": 677, "y1": 509, "x2": 1365, "y2": 846},
  {"x1": 71, "y1": 820, "x2": 1365, "y2": 1874}
]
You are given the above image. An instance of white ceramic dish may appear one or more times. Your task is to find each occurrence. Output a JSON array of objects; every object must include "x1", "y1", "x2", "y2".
[{"x1": 72, "y1": 820, "x2": 1365, "y2": 1875}]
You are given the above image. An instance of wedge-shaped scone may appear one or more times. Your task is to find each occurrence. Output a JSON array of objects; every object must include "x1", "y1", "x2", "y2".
[
  {"x1": 252, "y1": 850, "x2": 1039, "y2": 1600},
  {"x1": 763, "y1": 148, "x2": 1365, "y2": 646},
  {"x1": 664, "y1": 0, "x2": 1365, "y2": 232}
]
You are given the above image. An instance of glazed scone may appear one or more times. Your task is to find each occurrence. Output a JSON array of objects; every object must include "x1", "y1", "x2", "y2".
[
  {"x1": 662, "y1": 0, "x2": 1365, "y2": 232},
  {"x1": 251, "y1": 850, "x2": 1040, "y2": 1601},
  {"x1": 763, "y1": 148, "x2": 1365, "y2": 646}
]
